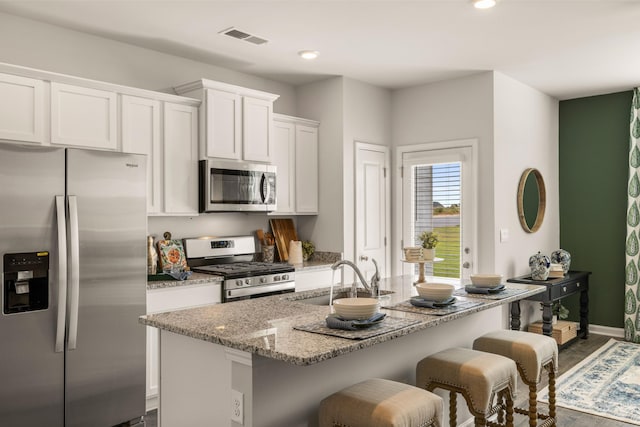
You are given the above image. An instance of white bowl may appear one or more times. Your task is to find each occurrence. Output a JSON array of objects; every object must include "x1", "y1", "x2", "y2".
[
  {"x1": 333, "y1": 297, "x2": 380, "y2": 320},
  {"x1": 415, "y1": 283, "x2": 455, "y2": 301},
  {"x1": 470, "y1": 274, "x2": 503, "y2": 288}
]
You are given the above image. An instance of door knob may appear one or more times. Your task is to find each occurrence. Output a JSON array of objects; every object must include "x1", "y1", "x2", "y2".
[
  {"x1": 462, "y1": 262, "x2": 471, "y2": 269},
  {"x1": 359, "y1": 255, "x2": 369, "y2": 261}
]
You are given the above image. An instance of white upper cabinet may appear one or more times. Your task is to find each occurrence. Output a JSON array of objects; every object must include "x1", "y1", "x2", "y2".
[
  {"x1": 272, "y1": 114, "x2": 319, "y2": 215},
  {"x1": 242, "y1": 96, "x2": 273, "y2": 162},
  {"x1": 0, "y1": 73, "x2": 44, "y2": 144},
  {"x1": 163, "y1": 102, "x2": 199, "y2": 215},
  {"x1": 205, "y1": 89, "x2": 241, "y2": 159},
  {"x1": 51, "y1": 82, "x2": 118, "y2": 150},
  {"x1": 272, "y1": 119, "x2": 296, "y2": 214},
  {"x1": 295, "y1": 123, "x2": 319, "y2": 214},
  {"x1": 174, "y1": 79, "x2": 279, "y2": 163},
  {"x1": 121, "y1": 95, "x2": 162, "y2": 214}
]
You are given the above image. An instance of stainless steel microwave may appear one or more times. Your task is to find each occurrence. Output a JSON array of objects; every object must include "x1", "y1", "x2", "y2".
[{"x1": 199, "y1": 159, "x2": 277, "y2": 212}]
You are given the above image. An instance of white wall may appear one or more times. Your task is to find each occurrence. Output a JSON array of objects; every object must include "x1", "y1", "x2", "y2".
[
  {"x1": 0, "y1": 12, "x2": 297, "y2": 114},
  {"x1": 342, "y1": 78, "x2": 392, "y2": 264},
  {"x1": 493, "y1": 71, "x2": 559, "y2": 325},
  {"x1": 296, "y1": 77, "x2": 345, "y2": 252},
  {"x1": 390, "y1": 72, "x2": 495, "y2": 276}
]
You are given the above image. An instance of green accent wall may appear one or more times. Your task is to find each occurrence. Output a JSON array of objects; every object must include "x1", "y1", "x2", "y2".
[{"x1": 559, "y1": 90, "x2": 633, "y2": 328}]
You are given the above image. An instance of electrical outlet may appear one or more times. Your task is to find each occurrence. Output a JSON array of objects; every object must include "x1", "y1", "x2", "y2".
[{"x1": 231, "y1": 389, "x2": 244, "y2": 424}]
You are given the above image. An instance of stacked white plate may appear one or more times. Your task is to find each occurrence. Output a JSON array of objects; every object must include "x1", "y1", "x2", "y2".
[
  {"x1": 415, "y1": 283, "x2": 455, "y2": 301},
  {"x1": 333, "y1": 298, "x2": 380, "y2": 320},
  {"x1": 469, "y1": 274, "x2": 503, "y2": 288}
]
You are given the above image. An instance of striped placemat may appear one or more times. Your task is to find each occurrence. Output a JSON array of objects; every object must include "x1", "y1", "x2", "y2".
[
  {"x1": 293, "y1": 316, "x2": 421, "y2": 340},
  {"x1": 382, "y1": 299, "x2": 483, "y2": 316},
  {"x1": 453, "y1": 287, "x2": 531, "y2": 300}
]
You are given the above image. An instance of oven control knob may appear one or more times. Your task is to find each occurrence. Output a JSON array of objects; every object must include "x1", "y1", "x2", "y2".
[
  {"x1": 274, "y1": 275, "x2": 281, "y2": 281},
  {"x1": 282, "y1": 274, "x2": 289, "y2": 280},
  {"x1": 245, "y1": 279, "x2": 251, "y2": 285},
  {"x1": 235, "y1": 279, "x2": 243, "y2": 286},
  {"x1": 260, "y1": 277, "x2": 267, "y2": 284}
]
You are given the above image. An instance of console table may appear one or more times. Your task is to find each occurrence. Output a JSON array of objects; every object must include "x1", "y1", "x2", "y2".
[{"x1": 507, "y1": 271, "x2": 591, "y2": 340}]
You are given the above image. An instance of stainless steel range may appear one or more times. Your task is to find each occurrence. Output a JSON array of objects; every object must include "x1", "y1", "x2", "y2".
[{"x1": 183, "y1": 236, "x2": 295, "y2": 302}]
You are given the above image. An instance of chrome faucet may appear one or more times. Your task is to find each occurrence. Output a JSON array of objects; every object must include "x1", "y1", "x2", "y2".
[{"x1": 331, "y1": 259, "x2": 380, "y2": 298}]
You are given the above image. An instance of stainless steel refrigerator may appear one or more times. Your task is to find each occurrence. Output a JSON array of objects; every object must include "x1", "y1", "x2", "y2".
[{"x1": 0, "y1": 144, "x2": 147, "y2": 426}]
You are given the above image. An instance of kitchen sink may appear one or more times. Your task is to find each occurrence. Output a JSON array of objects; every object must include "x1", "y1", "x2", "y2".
[{"x1": 298, "y1": 290, "x2": 394, "y2": 306}]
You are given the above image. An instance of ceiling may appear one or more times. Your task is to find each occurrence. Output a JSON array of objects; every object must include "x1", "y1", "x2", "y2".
[{"x1": 1, "y1": 0, "x2": 640, "y2": 100}]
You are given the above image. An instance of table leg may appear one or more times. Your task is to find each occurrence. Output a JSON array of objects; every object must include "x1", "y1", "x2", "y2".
[
  {"x1": 541, "y1": 302, "x2": 553, "y2": 336},
  {"x1": 510, "y1": 301, "x2": 521, "y2": 331},
  {"x1": 415, "y1": 262, "x2": 426, "y2": 285},
  {"x1": 580, "y1": 289, "x2": 589, "y2": 338}
]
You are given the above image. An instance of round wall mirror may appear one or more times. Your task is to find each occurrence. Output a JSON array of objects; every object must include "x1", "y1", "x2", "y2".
[{"x1": 517, "y1": 168, "x2": 546, "y2": 233}]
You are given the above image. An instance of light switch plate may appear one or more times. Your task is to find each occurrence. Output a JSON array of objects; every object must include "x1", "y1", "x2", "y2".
[{"x1": 500, "y1": 228, "x2": 509, "y2": 243}]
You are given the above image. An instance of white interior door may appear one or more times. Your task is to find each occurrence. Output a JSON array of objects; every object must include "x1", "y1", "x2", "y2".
[
  {"x1": 400, "y1": 144, "x2": 476, "y2": 281},
  {"x1": 355, "y1": 142, "x2": 390, "y2": 280}
]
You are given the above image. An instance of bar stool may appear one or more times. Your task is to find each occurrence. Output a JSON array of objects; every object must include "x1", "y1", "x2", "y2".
[
  {"x1": 318, "y1": 378, "x2": 444, "y2": 427},
  {"x1": 473, "y1": 330, "x2": 558, "y2": 427},
  {"x1": 416, "y1": 347, "x2": 518, "y2": 427}
]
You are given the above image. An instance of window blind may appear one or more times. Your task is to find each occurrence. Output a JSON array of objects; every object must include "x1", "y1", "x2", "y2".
[{"x1": 413, "y1": 162, "x2": 461, "y2": 279}]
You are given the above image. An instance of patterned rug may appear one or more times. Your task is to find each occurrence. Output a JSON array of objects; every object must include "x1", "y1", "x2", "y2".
[{"x1": 539, "y1": 338, "x2": 640, "y2": 425}]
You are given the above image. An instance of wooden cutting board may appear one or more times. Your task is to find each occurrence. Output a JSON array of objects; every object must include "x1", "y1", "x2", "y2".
[{"x1": 269, "y1": 218, "x2": 298, "y2": 261}]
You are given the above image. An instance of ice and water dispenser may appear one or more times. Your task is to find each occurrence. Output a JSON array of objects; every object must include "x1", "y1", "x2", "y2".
[{"x1": 3, "y1": 252, "x2": 49, "y2": 314}]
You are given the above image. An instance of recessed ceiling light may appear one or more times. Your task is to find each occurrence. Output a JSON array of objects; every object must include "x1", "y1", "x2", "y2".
[
  {"x1": 298, "y1": 50, "x2": 319, "y2": 60},
  {"x1": 473, "y1": 0, "x2": 496, "y2": 9}
]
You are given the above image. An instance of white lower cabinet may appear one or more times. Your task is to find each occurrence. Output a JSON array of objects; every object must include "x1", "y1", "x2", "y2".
[
  {"x1": 146, "y1": 282, "x2": 222, "y2": 410},
  {"x1": 295, "y1": 267, "x2": 340, "y2": 292},
  {"x1": 272, "y1": 114, "x2": 319, "y2": 215}
]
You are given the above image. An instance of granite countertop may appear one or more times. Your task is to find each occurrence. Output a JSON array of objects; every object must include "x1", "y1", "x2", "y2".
[
  {"x1": 141, "y1": 276, "x2": 545, "y2": 366},
  {"x1": 147, "y1": 272, "x2": 223, "y2": 290}
]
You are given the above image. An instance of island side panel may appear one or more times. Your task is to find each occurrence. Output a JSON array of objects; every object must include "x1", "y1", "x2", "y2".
[{"x1": 160, "y1": 330, "x2": 233, "y2": 426}]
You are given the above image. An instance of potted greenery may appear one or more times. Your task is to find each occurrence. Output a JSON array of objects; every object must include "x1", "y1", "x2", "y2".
[
  {"x1": 552, "y1": 301, "x2": 569, "y2": 324},
  {"x1": 301, "y1": 240, "x2": 315, "y2": 262},
  {"x1": 418, "y1": 231, "x2": 439, "y2": 260}
]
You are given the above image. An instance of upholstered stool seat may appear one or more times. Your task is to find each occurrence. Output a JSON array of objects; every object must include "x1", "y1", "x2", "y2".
[
  {"x1": 318, "y1": 378, "x2": 444, "y2": 427},
  {"x1": 416, "y1": 347, "x2": 518, "y2": 427},
  {"x1": 473, "y1": 330, "x2": 558, "y2": 427}
]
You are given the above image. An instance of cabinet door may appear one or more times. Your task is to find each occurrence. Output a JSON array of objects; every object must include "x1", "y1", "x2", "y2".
[
  {"x1": 163, "y1": 102, "x2": 198, "y2": 214},
  {"x1": 272, "y1": 120, "x2": 295, "y2": 214},
  {"x1": 51, "y1": 82, "x2": 117, "y2": 150},
  {"x1": 0, "y1": 73, "x2": 44, "y2": 144},
  {"x1": 121, "y1": 95, "x2": 162, "y2": 214},
  {"x1": 205, "y1": 89, "x2": 241, "y2": 160},
  {"x1": 243, "y1": 96, "x2": 273, "y2": 162},
  {"x1": 295, "y1": 124, "x2": 319, "y2": 213}
]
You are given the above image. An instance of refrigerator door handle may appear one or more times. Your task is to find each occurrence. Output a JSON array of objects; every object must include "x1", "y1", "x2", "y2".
[
  {"x1": 67, "y1": 195, "x2": 80, "y2": 350},
  {"x1": 54, "y1": 196, "x2": 68, "y2": 353}
]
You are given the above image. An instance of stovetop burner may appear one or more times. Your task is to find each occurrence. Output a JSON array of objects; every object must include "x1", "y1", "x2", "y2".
[{"x1": 193, "y1": 262, "x2": 294, "y2": 279}]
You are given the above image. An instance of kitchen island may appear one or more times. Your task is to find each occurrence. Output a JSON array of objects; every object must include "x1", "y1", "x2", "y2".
[{"x1": 141, "y1": 276, "x2": 544, "y2": 427}]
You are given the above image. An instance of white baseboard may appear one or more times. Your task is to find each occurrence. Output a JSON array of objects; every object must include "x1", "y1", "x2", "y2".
[{"x1": 589, "y1": 324, "x2": 624, "y2": 338}]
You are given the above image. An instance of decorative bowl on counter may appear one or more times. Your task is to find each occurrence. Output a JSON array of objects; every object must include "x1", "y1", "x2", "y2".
[
  {"x1": 470, "y1": 274, "x2": 503, "y2": 288},
  {"x1": 332, "y1": 297, "x2": 380, "y2": 320},
  {"x1": 415, "y1": 283, "x2": 455, "y2": 301}
]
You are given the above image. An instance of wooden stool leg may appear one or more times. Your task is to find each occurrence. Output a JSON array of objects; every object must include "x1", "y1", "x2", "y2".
[
  {"x1": 497, "y1": 390, "x2": 505, "y2": 424},
  {"x1": 528, "y1": 383, "x2": 537, "y2": 427},
  {"x1": 475, "y1": 415, "x2": 486, "y2": 426},
  {"x1": 548, "y1": 367, "x2": 557, "y2": 425},
  {"x1": 449, "y1": 390, "x2": 457, "y2": 427},
  {"x1": 506, "y1": 391, "x2": 514, "y2": 427}
]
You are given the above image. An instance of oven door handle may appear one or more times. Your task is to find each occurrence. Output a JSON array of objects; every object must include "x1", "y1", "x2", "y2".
[{"x1": 226, "y1": 281, "x2": 295, "y2": 299}]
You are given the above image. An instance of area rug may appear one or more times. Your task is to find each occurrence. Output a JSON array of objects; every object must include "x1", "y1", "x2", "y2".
[{"x1": 539, "y1": 338, "x2": 640, "y2": 425}]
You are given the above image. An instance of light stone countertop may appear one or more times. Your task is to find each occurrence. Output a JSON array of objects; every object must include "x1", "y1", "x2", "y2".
[
  {"x1": 146, "y1": 272, "x2": 223, "y2": 290},
  {"x1": 140, "y1": 276, "x2": 545, "y2": 366}
]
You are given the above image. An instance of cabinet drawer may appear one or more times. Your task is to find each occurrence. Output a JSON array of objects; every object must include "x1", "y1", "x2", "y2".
[
  {"x1": 147, "y1": 282, "x2": 222, "y2": 313},
  {"x1": 550, "y1": 280, "x2": 584, "y2": 300}
]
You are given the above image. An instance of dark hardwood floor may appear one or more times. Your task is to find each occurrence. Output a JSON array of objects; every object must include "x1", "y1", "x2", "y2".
[{"x1": 143, "y1": 334, "x2": 633, "y2": 426}]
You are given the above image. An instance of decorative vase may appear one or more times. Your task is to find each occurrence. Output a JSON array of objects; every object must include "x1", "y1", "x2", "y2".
[
  {"x1": 529, "y1": 251, "x2": 551, "y2": 280},
  {"x1": 550, "y1": 249, "x2": 571, "y2": 274},
  {"x1": 422, "y1": 248, "x2": 435, "y2": 261}
]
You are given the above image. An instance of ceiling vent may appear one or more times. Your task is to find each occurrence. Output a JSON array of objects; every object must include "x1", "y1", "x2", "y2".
[{"x1": 220, "y1": 27, "x2": 268, "y2": 45}]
